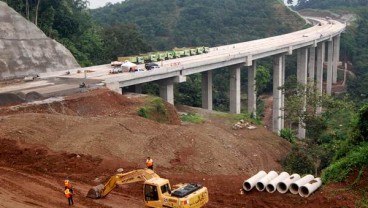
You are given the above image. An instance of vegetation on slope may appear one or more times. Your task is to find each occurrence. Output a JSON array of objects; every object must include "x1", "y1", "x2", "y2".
[
  {"x1": 92, "y1": 0, "x2": 306, "y2": 50},
  {"x1": 293, "y1": 0, "x2": 368, "y2": 10}
]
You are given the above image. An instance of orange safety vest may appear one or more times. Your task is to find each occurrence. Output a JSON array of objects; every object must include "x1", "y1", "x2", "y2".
[
  {"x1": 64, "y1": 179, "x2": 71, "y2": 188},
  {"x1": 146, "y1": 159, "x2": 153, "y2": 167},
  {"x1": 64, "y1": 188, "x2": 72, "y2": 198}
]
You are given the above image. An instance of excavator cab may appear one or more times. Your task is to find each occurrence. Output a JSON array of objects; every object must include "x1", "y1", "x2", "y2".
[
  {"x1": 143, "y1": 177, "x2": 208, "y2": 208},
  {"x1": 144, "y1": 178, "x2": 172, "y2": 207}
]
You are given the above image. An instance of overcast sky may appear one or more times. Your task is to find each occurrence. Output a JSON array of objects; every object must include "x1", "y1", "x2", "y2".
[{"x1": 88, "y1": 0, "x2": 124, "y2": 9}]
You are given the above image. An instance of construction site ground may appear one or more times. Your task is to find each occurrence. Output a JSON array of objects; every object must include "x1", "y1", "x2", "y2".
[{"x1": 0, "y1": 88, "x2": 363, "y2": 208}]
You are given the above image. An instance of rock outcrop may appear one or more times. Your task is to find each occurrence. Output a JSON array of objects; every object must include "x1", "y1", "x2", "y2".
[{"x1": 0, "y1": 2, "x2": 80, "y2": 80}]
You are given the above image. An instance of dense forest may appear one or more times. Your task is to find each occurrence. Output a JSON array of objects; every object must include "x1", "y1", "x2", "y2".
[{"x1": 91, "y1": 0, "x2": 305, "y2": 51}]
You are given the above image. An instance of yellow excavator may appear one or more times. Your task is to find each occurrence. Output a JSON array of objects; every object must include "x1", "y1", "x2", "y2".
[{"x1": 87, "y1": 169, "x2": 209, "y2": 208}]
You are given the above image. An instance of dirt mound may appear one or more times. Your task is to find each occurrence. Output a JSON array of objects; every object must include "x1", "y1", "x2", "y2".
[{"x1": 25, "y1": 91, "x2": 44, "y2": 102}]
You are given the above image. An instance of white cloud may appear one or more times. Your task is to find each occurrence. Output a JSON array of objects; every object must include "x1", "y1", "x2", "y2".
[{"x1": 88, "y1": 0, "x2": 124, "y2": 9}]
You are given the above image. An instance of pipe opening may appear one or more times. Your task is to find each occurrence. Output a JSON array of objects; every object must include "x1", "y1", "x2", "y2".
[
  {"x1": 300, "y1": 186, "x2": 309, "y2": 197},
  {"x1": 256, "y1": 182, "x2": 265, "y2": 191},
  {"x1": 277, "y1": 182, "x2": 287, "y2": 192},
  {"x1": 290, "y1": 183, "x2": 299, "y2": 194},
  {"x1": 266, "y1": 184, "x2": 275, "y2": 193},
  {"x1": 244, "y1": 182, "x2": 252, "y2": 191}
]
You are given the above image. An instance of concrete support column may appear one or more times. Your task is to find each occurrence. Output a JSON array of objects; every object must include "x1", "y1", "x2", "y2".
[
  {"x1": 159, "y1": 78, "x2": 174, "y2": 104},
  {"x1": 327, "y1": 40, "x2": 334, "y2": 95},
  {"x1": 316, "y1": 42, "x2": 325, "y2": 114},
  {"x1": 135, "y1": 84, "x2": 143, "y2": 94},
  {"x1": 308, "y1": 47, "x2": 316, "y2": 83},
  {"x1": 297, "y1": 48, "x2": 308, "y2": 139},
  {"x1": 248, "y1": 61, "x2": 257, "y2": 118},
  {"x1": 229, "y1": 65, "x2": 241, "y2": 114},
  {"x1": 201, "y1": 71, "x2": 213, "y2": 111},
  {"x1": 333, "y1": 35, "x2": 341, "y2": 84},
  {"x1": 281, "y1": 55, "x2": 286, "y2": 129},
  {"x1": 272, "y1": 54, "x2": 284, "y2": 134}
]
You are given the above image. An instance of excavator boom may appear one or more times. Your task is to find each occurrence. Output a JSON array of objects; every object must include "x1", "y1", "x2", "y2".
[{"x1": 87, "y1": 169, "x2": 160, "y2": 199}]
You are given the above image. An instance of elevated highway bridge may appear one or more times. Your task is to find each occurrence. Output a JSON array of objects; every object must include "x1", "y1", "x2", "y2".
[{"x1": 2, "y1": 18, "x2": 346, "y2": 138}]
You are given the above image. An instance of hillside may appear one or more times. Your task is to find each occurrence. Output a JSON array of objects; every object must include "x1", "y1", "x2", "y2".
[
  {"x1": 0, "y1": 88, "x2": 363, "y2": 207},
  {"x1": 92, "y1": 0, "x2": 307, "y2": 51},
  {"x1": 0, "y1": 2, "x2": 79, "y2": 79},
  {"x1": 294, "y1": 0, "x2": 368, "y2": 10}
]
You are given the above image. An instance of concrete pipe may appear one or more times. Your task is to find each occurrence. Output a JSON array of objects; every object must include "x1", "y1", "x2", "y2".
[
  {"x1": 243, "y1": 171, "x2": 267, "y2": 191},
  {"x1": 276, "y1": 173, "x2": 301, "y2": 194},
  {"x1": 299, "y1": 177, "x2": 322, "y2": 197},
  {"x1": 289, "y1": 175, "x2": 314, "y2": 194},
  {"x1": 256, "y1": 171, "x2": 278, "y2": 191},
  {"x1": 266, "y1": 172, "x2": 290, "y2": 193}
]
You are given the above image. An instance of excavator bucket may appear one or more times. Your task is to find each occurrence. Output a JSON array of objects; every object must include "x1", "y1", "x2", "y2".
[{"x1": 86, "y1": 184, "x2": 104, "y2": 199}]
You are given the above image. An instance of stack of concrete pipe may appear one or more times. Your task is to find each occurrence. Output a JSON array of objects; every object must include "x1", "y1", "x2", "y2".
[{"x1": 243, "y1": 171, "x2": 322, "y2": 197}]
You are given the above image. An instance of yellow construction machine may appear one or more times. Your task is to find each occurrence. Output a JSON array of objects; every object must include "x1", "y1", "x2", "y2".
[{"x1": 87, "y1": 169, "x2": 209, "y2": 208}]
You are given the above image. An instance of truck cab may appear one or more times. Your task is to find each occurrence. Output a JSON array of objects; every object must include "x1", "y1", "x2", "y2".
[{"x1": 144, "y1": 178, "x2": 208, "y2": 208}]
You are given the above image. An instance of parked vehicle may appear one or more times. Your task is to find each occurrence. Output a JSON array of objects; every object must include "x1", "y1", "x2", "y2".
[{"x1": 145, "y1": 63, "x2": 159, "y2": 70}]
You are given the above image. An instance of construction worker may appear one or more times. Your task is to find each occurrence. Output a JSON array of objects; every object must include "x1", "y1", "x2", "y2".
[
  {"x1": 146, "y1": 157, "x2": 154, "y2": 170},
  {"x1": 64, "y1": 187, "x2": 74, "y2": 206},
  {"x1": 64, "y1": 176, "x2": 71, "y2": 188}
]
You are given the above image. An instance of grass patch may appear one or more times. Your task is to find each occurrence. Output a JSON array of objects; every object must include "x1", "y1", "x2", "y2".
[
  {"x1": 180, "y1": 113, "x2": 205, "y2": 124},
  {"x1": 137, "y1": 97, "x2": 168, "y2": 123},
  {"x1": 214, "y1": 112, "x2": 262, "y2": 125}
]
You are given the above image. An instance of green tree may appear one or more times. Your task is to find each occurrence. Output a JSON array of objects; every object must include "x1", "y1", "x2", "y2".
[
  {"x1": 255, "y1": 65, "x2": 271, "y2": 95},
  {"x1": 101, "y1": 23, "x2": 152, "y2": 61}
]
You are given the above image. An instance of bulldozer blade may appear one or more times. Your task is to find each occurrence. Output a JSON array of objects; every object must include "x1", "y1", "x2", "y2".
[{"x1": 86, "y1": 184, "x2": 104, "y2": 199}]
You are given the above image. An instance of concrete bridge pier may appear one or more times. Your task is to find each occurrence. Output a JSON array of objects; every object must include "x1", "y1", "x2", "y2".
[
  {"x1": 272, "y1": 54, "x2": 285, "y2": 134},
  {"x1": 297, "y1": 48, "x2": 308, "y2": 139},
  {"x1": 229, "y1": 64, "x2": 242, "y2": 114},
  {"x1": 159, "y1": 78, "x2": 174, "y2": 104},
  {"x1": 281, "y1": 55, "x2": 285, "y2": 129},
  {"x1": 308, "y1": 47, "x2": 316, "y2": 83},
  {"x1": 333, "y1": 35, "x2": 341, "y2": 84},
  {"x1": 202, "y1": 71, "x2": 213, "y2": 111},
  {"x1": 316, "y1": 42, "x2": 325, "y2": 114},
  {"x1": 327, "y1": 39, "x2": 334, "y2": 95},
  {"x1": 248, "y1": 61, "x2": 257, "y2": 118}
]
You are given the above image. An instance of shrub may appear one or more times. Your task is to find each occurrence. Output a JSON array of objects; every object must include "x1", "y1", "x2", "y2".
[
  {"x1": 137, "y1": 107, "x2": 149, "y2": 118},
  {"x1": 282, "y1": 146, "x2": 315, "y2": 175},
  {"x1": 322, "y1": 142, "x2": 368, "y2": 183},
  {"x1": 280, "y1": 128, "x2": 297, "y2": 143},
  {"x1": 137, "y1": 97, "x2": 169, "y2": 123}
]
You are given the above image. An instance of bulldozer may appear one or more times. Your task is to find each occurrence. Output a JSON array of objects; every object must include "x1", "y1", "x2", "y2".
[{"x1": 87, "y1": 169, "x2": 209, "y2": 208}]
